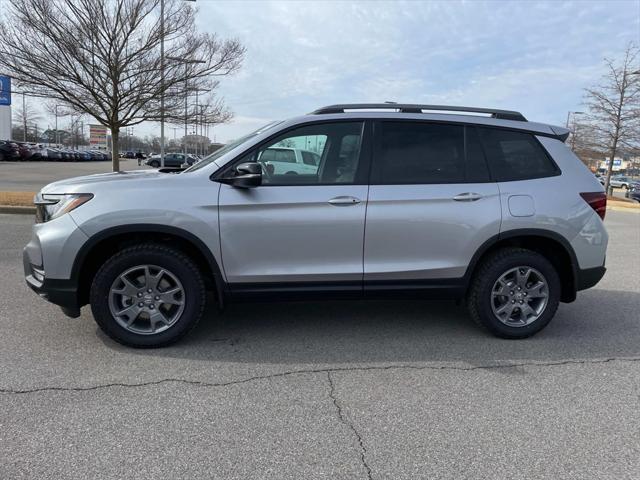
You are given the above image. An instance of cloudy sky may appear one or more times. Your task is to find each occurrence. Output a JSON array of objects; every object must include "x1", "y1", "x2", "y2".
[{"x1": 188, "y1": 0, "x2": 639, "y2": 143}]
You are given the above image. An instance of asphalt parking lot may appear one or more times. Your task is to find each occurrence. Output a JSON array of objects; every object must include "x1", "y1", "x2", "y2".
[
  {"x1": 1, "y1": 211, "x2": 639, "y2": 479},
  {"x1": 0, "y1": 160, "x2": 152, "y2": 192}
]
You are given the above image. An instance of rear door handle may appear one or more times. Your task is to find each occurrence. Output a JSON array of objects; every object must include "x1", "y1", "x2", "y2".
[
  {"x1": 328, "y1": 196, "x2": 361, "y2": 206},
  {"x1": 453, "y1": 192, "x2": 483, "y2": 202}
]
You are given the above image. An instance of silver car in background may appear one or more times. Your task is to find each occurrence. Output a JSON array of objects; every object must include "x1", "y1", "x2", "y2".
[{"x1": 24, "y1": 104, "x2": 608, "y2": 347}]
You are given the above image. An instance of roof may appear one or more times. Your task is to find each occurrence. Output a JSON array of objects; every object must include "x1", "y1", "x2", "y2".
[
  {"x1": 301, "y1": 103, "x2": 569, "y2": 141},
  {"x1": 311, "y1": 103, "x2": 527, "y2": 122}
]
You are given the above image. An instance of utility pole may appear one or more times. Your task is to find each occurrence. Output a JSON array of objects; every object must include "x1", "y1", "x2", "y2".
[
  {"x1": 565, "y1": 111, "x2": 584, "y2": 152},
  {"x1": 160, "y1": 0, "x2": 197, "y2": 164},
  {"x1": 166, "y1": 57, "x2": 206, "y2": 159},
  {"x1": 55, "y1": 105, "x2": 59, "y2": 145},
  {"x1": 22, "y1": 92, "x2": 26, "y2": 141},
  {"x1": 160, "y1": 0, "x2": 165, "y2": 167},
  {"x1": 184, "y1": 66, "x2": 188, "y2": 158}
]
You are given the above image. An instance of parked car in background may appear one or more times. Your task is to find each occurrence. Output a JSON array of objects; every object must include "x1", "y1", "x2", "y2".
[
  {"x1": 146, "y1": 153, "x2": 198, "y2": 168},
  {"x1": 87, "y1": 150, "x2": 105, "y2": 161},
  {"x1": 0, "y1": 140, "x2": 20, "y2": 161},
  {"x1": 609, "y1": 175, "x2": 632, "y2": 189},
  {"x1": 31, "y1": 144, "x2": 48, "y2": 161},
  {"x1": 258, "y1": 147, "x2": 321, "y2": 175},
  {"x1": 46, "y1": 148, "x2": 62, "y2": 161},
  {"x1": 626, "y1": 181, "x2": 640, "y2": 202},
  {"x1": 14, "y1": 142, "x2": 36, "y2": 161},
  {"x1": 123, "y1": 151, "x2": 136, "y2": 159},
  {"x1": 78, "y1": 151, "x2": 92, "y2": 161}
]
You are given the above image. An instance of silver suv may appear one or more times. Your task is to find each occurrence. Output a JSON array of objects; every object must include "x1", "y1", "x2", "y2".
[{"x1": 24, "y1": 104, "x2": 608, "y2": 347}]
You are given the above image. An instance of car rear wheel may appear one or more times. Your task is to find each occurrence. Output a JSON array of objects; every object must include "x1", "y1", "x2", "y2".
[
  {"x1": 90, "y1": 244, "x2": 206, "y2": 348},
  {"x1": 149, "y1": 160, "x2": 160, "y2": 168},
  {"x1": 467, "y1": 247, "x2": 560, "y2": 339}
]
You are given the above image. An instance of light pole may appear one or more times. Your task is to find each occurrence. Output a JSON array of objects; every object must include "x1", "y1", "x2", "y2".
[
  {"x1": 190, "y1": 89, "x2": 210, "y2": 156},
  {"x1": 565, "y1": 111, "x2": 584, "y2": 152},
  {"x1": 166, "y1": 56, "x2": 205, "y2": 160},
  {"x1": 22, "y1": 92, "x2": 27, "y2": 141},
  {"x1": 160, "y1": 0, "x2": 197, "y2": 168},
  {"x1": 565, "y1": 111, "x2": 584, "y2": 128},
  {"x1": 160, "y1": 0, "x2": 165, "y2": 167},
  {"x1": 55, "y1": 105, "x2": 59, "y2": 145}
]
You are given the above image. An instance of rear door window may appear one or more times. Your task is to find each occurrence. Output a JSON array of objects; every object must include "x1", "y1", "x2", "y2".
[{"x1": 372, "y1": 122, "x2": 490, "y2": 184}]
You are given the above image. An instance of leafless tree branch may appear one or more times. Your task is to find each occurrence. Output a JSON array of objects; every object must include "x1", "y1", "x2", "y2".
[{"x1": 0, "y1": 0, "x2": 245, "y2": 170}]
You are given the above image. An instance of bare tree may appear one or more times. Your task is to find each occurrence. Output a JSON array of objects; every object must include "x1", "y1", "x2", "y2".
[
  {"x1": 12, "y1": 97, "x2": 42, "y2": 141},
  {"x1": 570, "y1": 121, "x2": 605, "y2": 171},
  {"x1": 584, "y1": 44, "x2": 640, "y2": 192},
  {"x1": 0, "y1": 0, "x2": 245, "y2": 171}
]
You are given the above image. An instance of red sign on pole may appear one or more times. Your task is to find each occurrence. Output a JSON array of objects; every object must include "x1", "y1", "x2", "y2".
[{"x1": 89, "y1": 124, "x2": 108, "y2": 148}]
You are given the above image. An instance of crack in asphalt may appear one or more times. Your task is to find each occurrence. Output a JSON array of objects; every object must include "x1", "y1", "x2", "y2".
[
  {"x1": 0, "y1": 356, "x2": 639, "y2": 395},
  {"x1": 327, "y1": 371, "x2": 373, "y2": 480}
]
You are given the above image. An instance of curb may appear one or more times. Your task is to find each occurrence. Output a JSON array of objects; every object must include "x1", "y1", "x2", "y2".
[
  {"x1": 608, "y1": 205, "x2": 640, "y2": 213},
  {"x1": 0, "y1": 205, "x2": 35, "y2": 215}
]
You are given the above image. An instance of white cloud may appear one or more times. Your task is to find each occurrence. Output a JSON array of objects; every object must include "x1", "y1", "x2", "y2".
[
  {"x1": 193, "y1": 0, "x2": 639, "y2": 140},
  {"x1": 24, "y1": 0, "x2": 640, "y2": 143}
]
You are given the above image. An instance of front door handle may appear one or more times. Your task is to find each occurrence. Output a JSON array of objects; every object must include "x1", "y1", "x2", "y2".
[
  {"x1": 453, "y1": 192, "x2": 483, "y2": 202},
  {"x1": 328, "y1": 196, "x2": 361, "y2": 206}
]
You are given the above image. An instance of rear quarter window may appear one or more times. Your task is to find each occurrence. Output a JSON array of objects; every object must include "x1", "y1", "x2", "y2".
[{"x1": 478, "y1": 127, "x2": 559, "y2": 182}]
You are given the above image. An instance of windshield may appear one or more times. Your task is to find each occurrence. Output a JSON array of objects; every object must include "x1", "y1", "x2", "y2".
[{"x1": 184, "y1": 121, "x2": 283, "y2": 173}]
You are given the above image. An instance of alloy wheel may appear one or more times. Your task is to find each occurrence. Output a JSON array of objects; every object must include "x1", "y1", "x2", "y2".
[
  {"x1": 490, "y1": 266, "x2": 549, "y2": 327},
  {"x1": 108, "y1": 265, "x2": 185, "y2": 335}
]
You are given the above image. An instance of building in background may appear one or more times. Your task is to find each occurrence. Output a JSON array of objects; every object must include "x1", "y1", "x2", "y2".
[{"x1": 598, "y1": 157, "x2": 640, "y2": 175}]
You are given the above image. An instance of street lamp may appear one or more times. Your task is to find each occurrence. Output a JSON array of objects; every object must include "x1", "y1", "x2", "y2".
[
  {"x1": 160, "y1": 0, "x2": 197, "y2": 168},
  {"x1": 565, "y1": 111, "x2": 584, "y2": 128},
  {"x1": 54, "y1": 104, "x2": 65, "y2": 146},
  {"x1": 166, "y1": 56, "x2": 206, "y2": 160}
]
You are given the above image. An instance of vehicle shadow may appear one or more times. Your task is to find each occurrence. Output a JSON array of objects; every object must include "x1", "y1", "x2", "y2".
[{"x1": 111, "y1": 288, "x2": 640, "y2": 367}]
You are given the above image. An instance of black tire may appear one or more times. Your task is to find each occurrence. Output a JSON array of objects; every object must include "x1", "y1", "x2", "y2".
[
  {"x1": 467, "y1": 247, "x2": 560, "y2": 339},
  {"x1": 149, "y1": 160, "x2": 160, "y2": 168},
  {"x1": 90, "y1": 244, "x2": 206, "y2": 348}
]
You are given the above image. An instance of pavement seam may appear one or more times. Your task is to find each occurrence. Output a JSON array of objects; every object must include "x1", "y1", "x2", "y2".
[
  {"x1": 1, "y1": 356, "x2": 639, "y2": 395},
  {"x1": 327, "y1": 371, "x2": 374, "y2": 480}
]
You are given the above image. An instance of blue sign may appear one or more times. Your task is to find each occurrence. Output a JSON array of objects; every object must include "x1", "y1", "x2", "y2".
[{"x1": 0, "y1": 76, "x2": 11, "y2": 106}]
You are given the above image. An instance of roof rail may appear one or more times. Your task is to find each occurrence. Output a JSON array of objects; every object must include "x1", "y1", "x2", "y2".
[{"x1": 310, "y1": 103, "x2": 527, "y2": 122}]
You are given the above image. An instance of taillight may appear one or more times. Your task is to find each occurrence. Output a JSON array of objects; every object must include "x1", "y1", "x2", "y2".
[{"x1": 580, "y1": 192, "x2": 607, "y2": 220}]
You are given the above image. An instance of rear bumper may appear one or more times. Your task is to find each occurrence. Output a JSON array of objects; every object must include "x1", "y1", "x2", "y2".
[{"x1": 576, "y1": 266, "x2": 606, "y2": 291}]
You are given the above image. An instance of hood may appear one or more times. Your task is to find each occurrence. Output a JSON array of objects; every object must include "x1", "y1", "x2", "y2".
[{"x1": 40, "y1": 169, "x2": 173, "y2": 194}]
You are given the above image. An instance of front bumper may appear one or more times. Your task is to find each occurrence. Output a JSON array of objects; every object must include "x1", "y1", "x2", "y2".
[
  {"x1": 22, "y1": 213, "x2": 88, "y2": 318},
  {"x1": 23, "y1": 250, "x2": 81, "y2": 317}
]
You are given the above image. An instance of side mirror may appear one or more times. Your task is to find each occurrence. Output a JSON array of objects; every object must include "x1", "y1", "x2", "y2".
[{"x1": 217, "y1": 162, "x2": 262, "y2": 188}]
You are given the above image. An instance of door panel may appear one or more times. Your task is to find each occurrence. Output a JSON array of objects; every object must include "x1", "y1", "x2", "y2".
[
  {"x1": 364, "y1": 183, "x2": 501, "y2": 280},
  {"x1": 217, "y1": 120, "x2": 370, "y2": 285},
  {"x1": 364, "y1": 121, "x2": 501, "y2": 283},
  {"x1": 219, "y1": 185, "x2": 368, "y2": 283}
]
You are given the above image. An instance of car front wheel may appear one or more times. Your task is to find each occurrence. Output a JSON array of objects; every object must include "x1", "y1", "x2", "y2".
[
  {"x1": 90, "y1": 244, "x2": 206, "y2": 347},
  {"x1": 467, "y1": 247, "x2": 560, "y2": 339}
]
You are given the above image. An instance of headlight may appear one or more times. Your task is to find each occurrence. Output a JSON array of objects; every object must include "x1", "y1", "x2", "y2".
[{"x1": 34, "y1": 193, "x2": 93, "y2": 223}]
